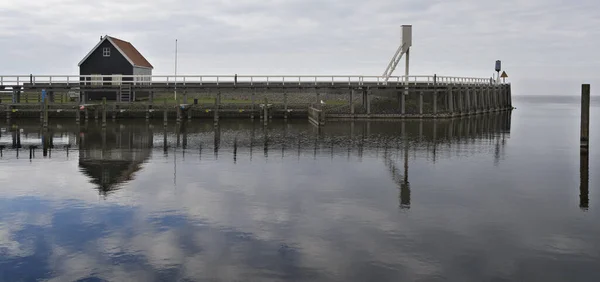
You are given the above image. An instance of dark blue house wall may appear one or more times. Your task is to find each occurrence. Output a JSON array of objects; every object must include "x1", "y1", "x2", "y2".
[
  {"x1": 79, "y1": 40, "x2": 133, "y2": 77},
  {"x1": 79, "y1": 40, "x2": 133, "y2": 101}
]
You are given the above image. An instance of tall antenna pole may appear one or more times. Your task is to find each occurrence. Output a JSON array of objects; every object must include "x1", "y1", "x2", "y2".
[{"x1": 174, "y1": 39, "x2": 178, "y2": 100}]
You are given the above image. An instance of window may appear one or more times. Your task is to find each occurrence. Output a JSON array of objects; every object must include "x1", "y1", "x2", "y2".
[
  {"x1": 112, "y1": 74, "x2": 122, "y2": 85},
  {"x1": 103, "y1": 47, "x2": 110, "y2": 57},
  {"x1": 91, "y1": 74, "x2": 102, "y2": 86}
]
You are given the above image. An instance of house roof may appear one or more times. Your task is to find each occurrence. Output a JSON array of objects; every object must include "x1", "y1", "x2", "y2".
[{"x1": 78, "y1": 35, "x2": 153, "y2": 69}]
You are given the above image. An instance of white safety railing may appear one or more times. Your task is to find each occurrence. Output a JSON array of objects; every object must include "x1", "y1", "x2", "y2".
[{"x1": 0, "y1": 75, "x2": 497, "y2": 87}]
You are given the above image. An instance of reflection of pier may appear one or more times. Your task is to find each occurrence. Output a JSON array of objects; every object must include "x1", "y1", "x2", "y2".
[{"x1": 0, "y1": 112, "x2": 512, "y2": 203}]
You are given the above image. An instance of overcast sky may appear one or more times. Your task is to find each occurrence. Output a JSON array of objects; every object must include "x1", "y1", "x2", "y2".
[{"x1": 0, "y1": 0, "x2": 598, "y2": 95}]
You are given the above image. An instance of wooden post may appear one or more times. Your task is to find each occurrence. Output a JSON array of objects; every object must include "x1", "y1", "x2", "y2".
[
  {"x1": 433, "y1": 75, "x2": 438, "y2": 116},
  {"x1": 214, "y1": 92, "x2": 220, "y2": 125},
  {"x1": 163, "y1": 99, "x2": 168, "y2": 127},
  {"x1": 366, "y1": 89, "x2": 371, "y2": 115},
  {"x1": 508, "y1": 84, "x2": 512, "y2": 108},
  {"x1": 76, "y1": 105, "x2": 80, "y2": 124},
  {"x1": 465, "y1": 87, "x2": 471, "y2": 114},
  {"x1": 284, "y1": 92, "x2": 288, "y2": 119},
  {"x1": 102, "y1": 97, "x2": 106, "y2": 128},
  {"x1": 251, "y1": 90, "x2": 255, "y2": 119},
  {"x1": 473, "y1": 86, "x2": 479, "y2": 113},
  {"x1": 184, "y1": 90, "x2": 188, "y2": 104},
  {"x1": 419, "y1": 91, "x2": 423, "y2": 115},
  {"x1": 581, "y1": 84, "x2": 590, "y2": 150},
  {"x1": 350, "y1": 89, "x2": 355, "y2": 115},
  {"x1": 43, "y1": 95, "x2": 48, "y2": 128},
  {"x1": 448, "y1": 86, "x2": 454, "y2": 114},
  {"x1": 263, "y1": 97, "x2": 268, "y2": 126},
  {"x1": 84, "y1": 107, "x2": 89, "y2": 122},
  {"x1": 459, "y1": 86, "x2": 464, "y2": 114}
]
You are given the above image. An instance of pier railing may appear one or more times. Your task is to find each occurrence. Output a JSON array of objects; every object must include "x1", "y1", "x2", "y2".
[{"x1": 0, "y1": 75, "x2": 496, "y2": 87}]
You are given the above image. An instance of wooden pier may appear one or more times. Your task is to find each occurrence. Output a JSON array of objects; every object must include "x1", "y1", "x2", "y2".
[{"x1": 0, "y1": 75, "x2": 513, "y2": 124}]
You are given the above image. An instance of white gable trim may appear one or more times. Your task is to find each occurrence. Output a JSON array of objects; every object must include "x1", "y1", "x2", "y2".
[{"x1": 77, "y1": 35, "x2": 135, "y2": 67}]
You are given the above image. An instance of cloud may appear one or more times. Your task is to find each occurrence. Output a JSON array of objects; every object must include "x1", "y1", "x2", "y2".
[{"x1": 0, "y1": 0, "x2": 599, "y2": 94}]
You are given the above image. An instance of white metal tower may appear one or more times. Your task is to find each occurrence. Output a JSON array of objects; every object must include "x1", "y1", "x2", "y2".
[{"x1": 382, "y1": 25, "x2": 412, "y2": 82}]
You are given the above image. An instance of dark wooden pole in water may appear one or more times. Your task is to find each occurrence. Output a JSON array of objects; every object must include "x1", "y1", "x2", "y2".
[
  {"x1": 433, "y1": 75, "x2": 438, "y2": 116},
  {"x1": 43, "y1": 94, "x2": 48, "y2": 128},
  {"x1": 102, "y1": 97, "x2": 107, "y2": 128},
  {"x1": 419, "y1": 91, "x2": 424, "y2": 115},
  {"x1": 581, "y1": 84, "x2": 590, "y2": 150},
  {"x1": 350, "y1": 89, "x2": 355, "y2": 115},
  {"x1": 580, "y1": 149, "x2": 589, "y2": 210},
  {"x1": 163, "y1": 99, "x2": 168, "y2": 127}
]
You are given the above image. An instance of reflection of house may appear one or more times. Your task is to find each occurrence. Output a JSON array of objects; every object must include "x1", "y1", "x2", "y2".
[{"x1": 78, "y1": 126, "x2": 153, "y2": 195}]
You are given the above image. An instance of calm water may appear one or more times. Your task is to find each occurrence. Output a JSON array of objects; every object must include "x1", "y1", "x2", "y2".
[{"x1": 0, "y1": 96, "x2": 599, "y2": 282}]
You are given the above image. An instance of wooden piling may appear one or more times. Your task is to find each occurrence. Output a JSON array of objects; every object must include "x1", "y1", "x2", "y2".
[
  {"x1": 465, "y1": 87, "x2": 471, "y2": 114},
  {"x1": 284, "y1": 92, "x2": 288, "y2": 119},
  {"x1": 433, "y1": 74, "x2": 438, "y2": 116},
  {"x1": 102, "y1": 97, "x2": 106, "y2": 128},
  {"x1": 350, "y1": 89, "x2": 355, "y2": 115},
  {"x1": 366, "y1": 89, "x2": 371, "y2": 115},
  {"x1": 263, "y1": 97, "x2": 268, "y2": 126},
  {"x1": 43, "y1": 95, "x2": 48, "y2": 128},
  {"x1": 163, "y1": 99, "x2": 168, "y2": 127},
  {"x1": 448, "y1": 86, "x2": 454, "y2": 114},
  {"x1": 581, "y1": 84, "x2": 590, "y2": 150},
  {"x1": 214, "y1": 92, "x2": 221, "y2": 125},
  {"x1": 76, "y1": 106, "x2": 80, "y2": 124},
  {"x1": 251, "y1": 90, "x2": 255, "y2": 119},
  {"x1": 419, "y1": 91, "x2": 424, "y2": 115}
]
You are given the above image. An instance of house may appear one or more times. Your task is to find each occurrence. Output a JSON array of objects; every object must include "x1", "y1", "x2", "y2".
[{"x1": 78, "y1": 35, "x2": 153, "y2": 101}]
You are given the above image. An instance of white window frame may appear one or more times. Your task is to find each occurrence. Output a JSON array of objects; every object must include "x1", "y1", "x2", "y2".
[
  {"x1": 102, "y1": 47, "x2": 110, "y2": 57},
  {"x1": 112, "y1": 74, "x2": 122, "y2": 85}
]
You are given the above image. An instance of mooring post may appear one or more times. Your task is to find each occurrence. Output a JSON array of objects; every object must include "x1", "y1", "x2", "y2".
[
  {"x1": 75, "y1": 105, "x2": 80, "y2": 124},
  {"x1": 581, "y1": 84, "x2": 590, "y2": 150},
  {"x1": 448, "y1": 86, "x2": 454, "y2": 115},
  {"x1": 433, "y1": 75, "x2": 438, "y2": 116},
  {"x1": 508, "y1": 84, "x2": 512, "y2": 108},
  {"x1": 146, "y1": 104, "x2": 150, "y2": 121},
  {"x1": 263, "y1": 97, "x2": 268, "y2": 126},
  {"x1": 176, "y1": 98, "x2": 182, "y2": 124},
  {"x1": 163, "y1": 99, "x2": 168, "y2": 127},
  {"x1": 465, "y1": 86, "x2": 471, "y2": 115},
  {"x1": 284, "y1": 92, "x2": 288, "y2": 119},
  {"x1": 251, "y1": 90, "x2": 255, "y2": 119},
  {"x1": 366, "y1": 89, "x2": 371, "y2": 116},
  {"x1": 350, "y1": 89, "x2": 355, "y2": 115},
  {"x1": 419, "y1": 91, "x2": 424, "y2": 115},
  {"x1": 102, "y1": 97, "x2": 107, "y2": 128},
  {"x1": 214, "y1": 91, "x2": 221, "y2": 125},
  {"x1": 94, "y1": 106, "x2": 99, "y2": 120},
  {"x1": 457, "y1": 85, "x2": 463, "y2": 115},
  {"x1": 43, "y1": 94, "x2": 48, "y2": 128},
  {"x1": 84, "y1": 107, "x2": 89, "y2": 122}
]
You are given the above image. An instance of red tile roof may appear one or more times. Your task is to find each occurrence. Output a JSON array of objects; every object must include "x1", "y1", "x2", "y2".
[{"x1": 108, "y1": 36, "x2": 153, "y2": 69}]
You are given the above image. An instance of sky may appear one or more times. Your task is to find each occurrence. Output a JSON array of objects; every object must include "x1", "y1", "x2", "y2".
[{"x1": 0, "y1": 0, "x2": 599, "y2": 95}]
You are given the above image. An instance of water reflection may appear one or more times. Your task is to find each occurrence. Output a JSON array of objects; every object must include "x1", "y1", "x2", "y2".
[
  {"x1": 0, "y1": 113, "x2": 513, "y2": 206},
  {"x1": 0, "y1": 112, "x2": 552, "y2": 282},
  {"x1": 580, "y1": 151, "x2": 589, "y2": 210}
]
